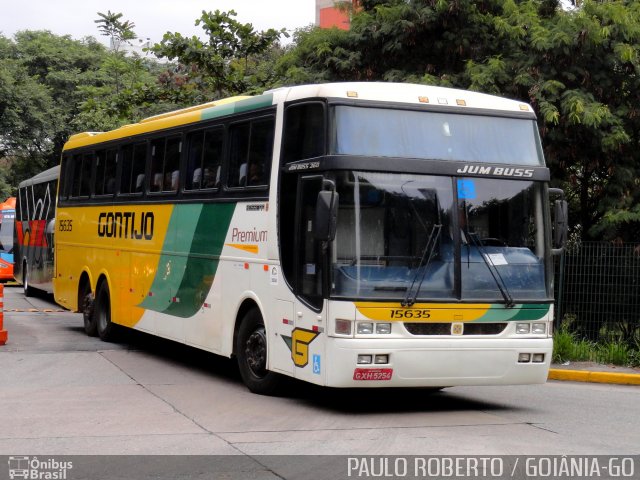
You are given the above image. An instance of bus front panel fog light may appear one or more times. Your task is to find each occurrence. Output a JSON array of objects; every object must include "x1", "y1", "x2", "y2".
[
  {"x1": 532, "y1": 353, "x2": 545, "y2": 363},
  {"x1": 518, "y1": 353, "x2": 531, "y2": 363},
  {"x1": 357, "y1": 355, "x2": 372, "y2": 364}
]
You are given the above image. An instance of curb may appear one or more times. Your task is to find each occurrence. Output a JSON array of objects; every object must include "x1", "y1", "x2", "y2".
[{"x1": 548, "y1": 369, "x2": 640, "y2": 386}]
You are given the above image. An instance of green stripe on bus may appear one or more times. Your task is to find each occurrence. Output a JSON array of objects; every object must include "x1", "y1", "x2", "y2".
[
  {"x1": 201, "y1": 94, "x2": 274, "y2": 121},
  {"x1": 139, "y1": 203, "x2": 236, "y2": 318},
  {"x1": 475, "y1": 304, "x2": 550, "y2": 322}
]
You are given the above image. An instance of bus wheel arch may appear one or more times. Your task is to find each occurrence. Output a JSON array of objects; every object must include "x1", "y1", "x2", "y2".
[
  {"x1": 234, "y1": 300, "x2": 281, "y2": 395},
  {"x1": 78, "y1": 272, "x2": 96, "y2": 336}
]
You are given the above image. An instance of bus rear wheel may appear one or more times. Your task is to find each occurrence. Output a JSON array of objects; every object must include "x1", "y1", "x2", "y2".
[
  {"x1": 23, "y1": 263, "x2": 34, "y2": 297},
  {"x1": 236, "y1": 309, "x2": 281, "y2": 395},
  {"x1": 94, "y1": 281, "x2": 117, "y2": 342},
  {"x1": 81, "y1": 285, "x2": 97, "y2": 337}
]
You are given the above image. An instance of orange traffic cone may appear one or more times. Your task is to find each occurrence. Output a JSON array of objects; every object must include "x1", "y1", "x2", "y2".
[{"x1": 0, "y1": 284, "x2": 7, "y2": 345}]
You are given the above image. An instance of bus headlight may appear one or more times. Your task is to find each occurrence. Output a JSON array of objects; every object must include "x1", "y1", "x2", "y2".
[
  {"x1": 516, "y1": 323, "x2": 531, "y2": 334},
  {"x1": 357, "y1": 354, "x2": 372, "y2": 364},
  {"x1": 357, "y1": 322, "x2": 374, "y2": 334},
  {"x1": 532, "y1": 323, "x2": 546, "y2": 334},
  {"x1": 518, "y1": 353, "x2": 531, "y2": 363},
  {"x1": 375, "y1": 323, "x2": 391, "y2": 334},
  {"x1": 374, "y1": 354, "x2": 389, "y2": 364}
]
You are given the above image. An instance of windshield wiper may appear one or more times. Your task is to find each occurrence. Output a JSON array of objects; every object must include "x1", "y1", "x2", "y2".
[
  {"x1": 402, "y1": 224, "x2": 442, "y2": 307},
  {"x1": 466, "y1": 233, "x2": 515, "y2": 308}
]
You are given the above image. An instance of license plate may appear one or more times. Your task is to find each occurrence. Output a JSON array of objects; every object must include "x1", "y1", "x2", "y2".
[{"x1": 353, "y1": 368, "x2": 393, "y2": 381}]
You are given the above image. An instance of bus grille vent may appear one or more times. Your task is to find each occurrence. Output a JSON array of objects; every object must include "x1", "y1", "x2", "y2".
[{"x1": 404, "y1": 323, "x2": 508, "y2": 336}]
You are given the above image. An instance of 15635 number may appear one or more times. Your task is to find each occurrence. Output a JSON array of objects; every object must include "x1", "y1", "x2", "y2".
[{"x1": 390, "y1": 309, "x2": 431, "y2": 319}]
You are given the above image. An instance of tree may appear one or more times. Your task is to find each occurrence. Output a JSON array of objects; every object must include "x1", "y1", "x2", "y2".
[
  {"x1": 0, "y1": 31, "x2": 107, "y2": 187},
  {"x1": 280, "y1": 0, "x2": 640, "y2": 241},
  {"x1": 151, "y1": 10, "x2": 288, "y2": 97}
]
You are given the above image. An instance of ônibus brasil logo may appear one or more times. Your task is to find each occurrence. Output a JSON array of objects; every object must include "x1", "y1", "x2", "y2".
[{"x1": 8, "y1": 456, "x2": 73, "y2": 480}]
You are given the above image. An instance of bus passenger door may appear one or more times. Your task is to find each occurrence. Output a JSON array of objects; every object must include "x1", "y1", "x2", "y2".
[{"x1": 291, "y1": 175, "x2": 328, "y2": 385}]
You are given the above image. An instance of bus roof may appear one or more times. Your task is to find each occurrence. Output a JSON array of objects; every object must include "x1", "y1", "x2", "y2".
[
  {"x1": 63, "y1": 82, "x2": 535, "y2": 151},
  {"x1": 18, "y1": 166, "x2": 60, "y2": 189}
]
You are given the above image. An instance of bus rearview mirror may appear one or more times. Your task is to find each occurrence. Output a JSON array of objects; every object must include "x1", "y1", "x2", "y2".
[{"x1": 314, "y1": 190, "x2": 339, "y2": 242}]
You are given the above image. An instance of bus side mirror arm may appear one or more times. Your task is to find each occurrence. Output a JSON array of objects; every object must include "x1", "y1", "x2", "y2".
[
  {"x1": 314, "y1": 186, "x2": 339, "y2": 242},
  {"x1": 549, "y1": 188, "x2": 568, "y2": 255}
]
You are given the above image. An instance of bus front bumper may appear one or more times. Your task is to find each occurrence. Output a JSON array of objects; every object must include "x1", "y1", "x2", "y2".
[{"x1": 324, "y1": 337, "x2": 553, "y2": 388}]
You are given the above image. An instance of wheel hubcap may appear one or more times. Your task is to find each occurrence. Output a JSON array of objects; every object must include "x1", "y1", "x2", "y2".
[{"x1": 245, "y1": 327, "x2": 267, "y2": 377}]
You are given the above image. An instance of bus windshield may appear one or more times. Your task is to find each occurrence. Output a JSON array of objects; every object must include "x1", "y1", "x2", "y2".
[
  {"x1": 330, "y1": 171, "x2": 548, "y2": 302},
  {"x1": 331, "y1": 106, "x2": 544, "y2": 165}
]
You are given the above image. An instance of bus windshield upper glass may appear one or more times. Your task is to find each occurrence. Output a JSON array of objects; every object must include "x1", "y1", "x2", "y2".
[
  {"x1": 330, "y1": 171, "x2": 548, "y2": 302},
  {"x1": 331, "y1": 106, "x2": 544, "y2": 165}
]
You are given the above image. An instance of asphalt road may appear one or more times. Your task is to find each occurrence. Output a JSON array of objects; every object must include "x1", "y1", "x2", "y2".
[{"x1": 1, "y1": 284, "x2": 639, "y2": 460}]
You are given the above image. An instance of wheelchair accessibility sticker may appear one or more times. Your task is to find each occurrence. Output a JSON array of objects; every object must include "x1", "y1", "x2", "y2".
[{"x1": 313, "y1": 354, "x2": 321, "y2": 375}]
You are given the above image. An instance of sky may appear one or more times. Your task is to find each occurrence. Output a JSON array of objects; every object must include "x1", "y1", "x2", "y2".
[{"x1": 0, "y1": 0, "x2": 316, "y2": 46}]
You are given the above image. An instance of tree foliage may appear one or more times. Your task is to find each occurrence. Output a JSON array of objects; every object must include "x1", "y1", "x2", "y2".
[
  {"x1": 151, "y1": 10, "x2": 288, "y2": 97},
  {"x1": 279, "y1": 0, "x2": 640, "y2": 241}
]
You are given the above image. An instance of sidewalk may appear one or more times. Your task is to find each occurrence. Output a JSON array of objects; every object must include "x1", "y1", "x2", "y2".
[{"x1": 549, "y1": 361, "x2": 640, "y2": 386}]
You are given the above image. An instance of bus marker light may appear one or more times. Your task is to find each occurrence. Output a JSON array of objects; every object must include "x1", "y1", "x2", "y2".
[
  {"x1": 263, "y1": 265, "x2": 269, "y2": 271},
  {"x1": 357, "y1": 354, "x2": 372, "y2": 364},
  {"x1": 518, "y1": 353, "x2": 531, "y2": 363},
  {"x1": 312, "y1": 325, "x2": 324, "y2": 333},
  {"x1": 456, "y1": 99, "x2": 467, "y2": 106},
  {"x1": 438, "y1": 97, "x2": 448, "y2": 104},
  {"x1": 419, "y1": 96, "x2": 429, "y2": 103},
  {"x1": 357, "y1": 322, "x2": 373, "y2": 334},
  {"x1": 532, "y1": 353, "x2": 545, "y2": 363},
  {"x1": 244, "y1": 263, "x2": 249, "y2": 270},
  {"x1": 347, "y1": 91, "x2": 358, "y2": 98},
  {"x1": 335, "y1": 319, "x2": 352, "y2": 335},
  {"x1": 203, "y1": 303, "x2": 211, "y2": 309},
  {"x1": 148, "y1": 292, "x2": 154, "y2": 297},
  {"x1": 516, "y1": 323, "x2": 530, "y2": 334},
  {"x1": 172, "y1": 297, "x2": 180, "y2": 303},
  {"x1": 519, "y1": 104, "x2": 530, "y2": 111},
  {"x1": 374, "y1": 354, "x2": 389, "y2": 364},
  {"x1": 532, "y1": 323, "x2": 546, "y2": 334}
]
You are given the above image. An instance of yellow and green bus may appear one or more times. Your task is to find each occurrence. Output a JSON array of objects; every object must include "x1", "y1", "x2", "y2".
[{"x1": 55, "y1": 83, "x2": 566, "y2": 394}]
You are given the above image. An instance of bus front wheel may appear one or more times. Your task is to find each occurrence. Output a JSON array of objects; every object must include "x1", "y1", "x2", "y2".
[
  {"x1": 95, "y1": 281, "x2": 117, "y2": 342},
  {"x1": 236, "y1": 309, "x2": 281, "y2": 395}
]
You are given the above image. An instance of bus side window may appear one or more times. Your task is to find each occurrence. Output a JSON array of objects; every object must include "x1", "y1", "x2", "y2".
[
  {"x1": 94, "y1": 149, "x2": 117, "y2": 196},
  {"x1": 203, "y1": 128, "x2": 223, "y2": 189},
  {"x1": 228, "y1": 118, "x2": 274, "y2": 188},
  {"x1": 94, "y1": 150, "x2": 104, "y2": 195},
  {"x1": 80, "y1": 153, "x2": 93, "y2": 197},
  {"x1": 132, "y1": 143, "x2": 146, "y2": 193},
  {"x1": 186, "y1": 131, "x2": 204, "y2": 190},
  {"x1": 104, "y1": 149, "x2": 118, "y2": 194},
  {"x1": 228, "y1": 123, "x2": 250, "y2": 188},
  {"x1": 150, "y1": 139, "x2": 165, "y2": 192},
  {"x1": 247, "y1": 118, "x2": 274, "y2": 187},
  {"x1": 164, "y1": 137, "x2": 181, "y2": 192},
  {"x1": 120, "y1": 145, "x2": 134, "y2": 194},
  {"x1": 282, "y1": 103, "x2": 325, "y2": 164}
]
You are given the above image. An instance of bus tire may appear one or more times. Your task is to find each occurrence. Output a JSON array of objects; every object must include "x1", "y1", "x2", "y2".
[
  {"x1": 81, "y1": 285, "x2": 97, "y2": 337},
  {"x1": 236, "y1": 309, "x2": 281, "y2": 395},
  {"x1": 23, "y1": 264, "x2": 34, "y2": 297},
  {"x1": 95, "y1": 281, "x2": 117, "y2": 342}
]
